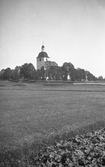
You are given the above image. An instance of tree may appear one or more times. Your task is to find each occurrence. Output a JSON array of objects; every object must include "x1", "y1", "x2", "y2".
[
  {"x1": 3, "y1": 68, "x2": 12, "y2": 80},
  {"x1": 98, "y1": 76, "x2": 103, "y2": 81},
  {"x1": 36, "y1": 66, "x2": 45, "y2": 80},
  {"x1": 46, "y1": 66, "x2": 63, "y2": 80},
  {"x1": 75, "y1": 68, "x2": 85, "y2": 81},
  {"x1": 62, "y1": 62, "x2": 75, "y2": 81},
  {"x1": 11, "y1": 66, "x2": 20, "y2": 80},
  {"x1": 0, "y1": 69, "x2": 5, "y2": 79},
  {"x1": 20, "y1": 63, "x2": 36, "y2": 80}
]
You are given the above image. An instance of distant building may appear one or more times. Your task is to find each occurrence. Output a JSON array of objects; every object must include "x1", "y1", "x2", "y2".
[
  {"x1": 36, "y1": 45, "x2": 49, "y2": 70},
  {"x1": 36, "y1": 45, "x2": 58, "y2": 70}
]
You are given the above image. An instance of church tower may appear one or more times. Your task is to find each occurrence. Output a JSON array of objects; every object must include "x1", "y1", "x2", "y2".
[{"x1": 36, "y1": 45, "x2": 49, "y2": 70}]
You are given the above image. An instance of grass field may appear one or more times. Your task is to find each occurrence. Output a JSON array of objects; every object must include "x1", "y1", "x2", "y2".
[{"x1": 0, "y1": 80, "x2": 105, "y2": 151}]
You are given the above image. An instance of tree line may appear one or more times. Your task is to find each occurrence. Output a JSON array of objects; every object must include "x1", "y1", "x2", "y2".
[{"x1": 0, "y1": 62, "x2": 103, "y2": 82}]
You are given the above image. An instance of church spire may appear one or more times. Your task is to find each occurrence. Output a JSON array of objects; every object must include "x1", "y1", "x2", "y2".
[
  {"x1": 41, "y1": 41, "x2": 45, "y2": 52},
  {"x1": 41, "y1": 45, "x2": 45, "y2": 52}
]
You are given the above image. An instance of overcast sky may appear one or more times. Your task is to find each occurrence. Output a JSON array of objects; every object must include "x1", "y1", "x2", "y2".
[{"x1": 0, "y1": 0, "x2": 105, "y2": 77}]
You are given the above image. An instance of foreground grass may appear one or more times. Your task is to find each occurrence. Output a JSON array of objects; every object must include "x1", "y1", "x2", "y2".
[
  {"x1": 0, "y1": 81, "x2": 105, "y2": 165},
  {"x1": 1, "y1": 121, "x2": 105, "y2": 167}
]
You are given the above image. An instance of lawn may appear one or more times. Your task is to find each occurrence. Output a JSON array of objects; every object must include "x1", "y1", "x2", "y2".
[{"x1": 0, "y1": 80, "x2": 105, "y2": 151}]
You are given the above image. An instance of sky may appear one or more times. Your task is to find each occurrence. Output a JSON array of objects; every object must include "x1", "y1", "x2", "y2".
[{"x1": 0, "y1": 0, "x2": 105, "y2": 77}]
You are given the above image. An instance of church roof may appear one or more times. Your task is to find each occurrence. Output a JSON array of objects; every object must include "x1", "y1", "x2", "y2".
[{"x1": 37, "y1": 51, "x2": 49, "y2": 58}]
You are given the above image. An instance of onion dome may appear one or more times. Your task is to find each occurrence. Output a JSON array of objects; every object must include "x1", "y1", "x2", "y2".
[{"x1": 37, "y1": 45, "x2": 49, "y2": 58}]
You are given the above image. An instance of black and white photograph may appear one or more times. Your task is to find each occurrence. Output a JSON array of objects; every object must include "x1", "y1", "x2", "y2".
[{"x1": 0, "y1": 0, "x2": 105, "y2": 166}]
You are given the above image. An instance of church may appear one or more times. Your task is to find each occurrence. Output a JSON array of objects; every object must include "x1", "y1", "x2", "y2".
[
  {"x1": 36, "y1": 45, "x2": 71, "y2": 81},
  {"x1": 36, "y1": 45, "x2": 58, "y2": 70}
]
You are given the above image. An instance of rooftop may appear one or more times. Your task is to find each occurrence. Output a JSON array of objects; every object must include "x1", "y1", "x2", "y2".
[
  {"x1": 37, "y1": 51, "x2": 49, "y2": 58},
  {"x1": 37, "y1": 45, "x2": 49, "y2": 58}
]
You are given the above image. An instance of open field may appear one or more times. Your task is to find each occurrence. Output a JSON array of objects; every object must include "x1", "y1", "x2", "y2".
[{"x1": 0, "y1": 80, "x2": 105, "y2": 151}]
